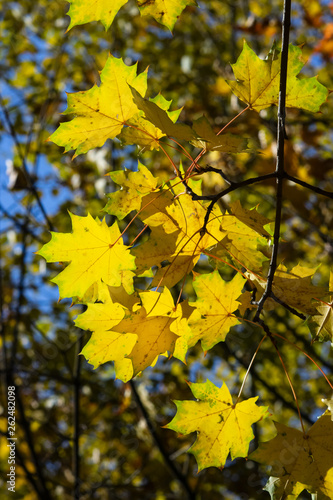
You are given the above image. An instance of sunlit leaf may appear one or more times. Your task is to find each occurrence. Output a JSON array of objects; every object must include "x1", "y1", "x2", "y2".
[
  {"x1": 104, "y1": 162, "x2": 159, "y2": 219},
  {"x1": 226, "y1": 42, "x2": 328, "y2": 112},
  {"x1": 250, "y1": 413, "x2": 333, "y2": 499},
  {"x1": 37, "y1": 212, "x2": 136, "y2": 299},
  {"x1": 188, "y1": 271, "x2": 245, "y2": 351},
  {"x1": 166, "y1": 380, "x2": 269, "y2": 471},
  {"x1": 49, "y1": 56, "x2": 147, "y2": 158},
  {"x1": 191, "y1": 115, "x2": 249, "y2": 153}
]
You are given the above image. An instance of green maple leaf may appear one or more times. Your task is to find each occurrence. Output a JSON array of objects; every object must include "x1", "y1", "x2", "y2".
[
  {"x1": 165, "y1": 380, "x2": 269, "y2": 471},
  {"x1": 66, "y1": 0, "x2": 196, "y2": 31},
  {"x1": 226, "y1": 42, "x2": 328, "y2": 112},
  {"x1": 250, "y1": 413, "x2": 333, "y2": 499},
  {"x1": 49, "y1": 56, "x2": 147, "y2": 158},
  {"x1": 36, "y1": 212, "x2": 136, "y2": 299}
]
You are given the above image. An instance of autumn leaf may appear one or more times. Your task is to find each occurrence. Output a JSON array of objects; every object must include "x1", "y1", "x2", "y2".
[
  {"x1": 250, "y1": 413, "x2": 333, "y2": 499},
  {"x1": 165, "y1": 380, "x2": 269, "y2": 471},
  {"x1": 37, "y1": 212, "x2": 136, "y2": 299},
  {"x1": 310, "y1": 301, "x2": 333, "y2": 344},
  {"x1": 49, "y1": 56, "x2": 147, "y2": 158},
  {"x1": 309, "y1": 271, "x2": 333, "y2": 344},
  {"x1": 191, "y1": 115, "x2": 249, "y2": 153},
  {"x1": 139, "y1": 287, "x2": 194, "y2": 362},
  {"x1": 132, "y1": 181, "x2": 224, "y2": 287},
  {"x1": 226, "y1": 42, "x2": 328, "y2": 112},
  {"x1": 210, "y1": 213, "x2": 269, "y2": 272},
  {"x1": 120, "y1": 93, "x2": 183, "y2": 151},
  {"x1": 66, "y1": 0, "x2": 128, "y2": 31},
  {"x1": 77, "y1": 287, "x2": 181, "y2": 379},
  {"x1": 137, "y1": 0, "x2": 197, "y2": 32},
  {"x1": 112, "y1": 303, "x2": 178, "y2": 376},
  {"x1": 229, "y1": 200, "x2": 272, "y2": 237},
  {"x1": 188, "y1": 271, "x2": 245, "y2": 351},
  {"x1": 76, "y1": 299, "x2": 137, "y2": 381},
  {"x1": 130, "y1": 87, "x2": 195, "y2": 142},
  {"x1": 104, "y1": 162, "x2": 159, "y2": 219},
  {"x1": 66, "y1": 0, "x2": 196, "y2": 31}
]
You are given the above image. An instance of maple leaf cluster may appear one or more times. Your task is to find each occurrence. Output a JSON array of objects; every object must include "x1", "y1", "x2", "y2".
[{"x1": 37, "y1": 5, "x2": 333, "y2": 496}]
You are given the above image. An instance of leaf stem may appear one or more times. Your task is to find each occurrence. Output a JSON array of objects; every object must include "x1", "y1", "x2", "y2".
[
  {"x1": 259, "y1": 319, "x2": 306, "y2": 434},
  {"x1": 236, "y1": 335, "x2": 267, "y2": 403},
  {"x1": 216, "y1": 105, "x2": 250, "y2": 136},
  {"x1": 272, "y1": 332, "x2": 333, "y2": 390}
]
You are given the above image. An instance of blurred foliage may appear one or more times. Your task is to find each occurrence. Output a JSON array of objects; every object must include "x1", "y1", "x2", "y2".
[{"x1": 0, "y1": 0, "x2": 333, "y2": 498}]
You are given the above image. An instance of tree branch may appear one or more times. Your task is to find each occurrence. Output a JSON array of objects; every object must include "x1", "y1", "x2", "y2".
[
  {"x1": 73, "y1": 336, "x2": 84, "y2": 500},
  {"x1": 254, "y1": 0, "x2": 291, "y2": 321}
]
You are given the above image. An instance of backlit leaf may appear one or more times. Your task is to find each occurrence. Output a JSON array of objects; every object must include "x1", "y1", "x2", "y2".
[
  {"x1": 130, "y1": 87, "x2": 196, "y2": 142},
  {"x1": 104, "y1": 162, "x2": 159, "y2": 219},
  {"x1": 191, "y1": 115, "x2": 249, "y2": 153},
  {"x1": 66, "y1": 0, "x2": 195, "y2": 31},
  {"x1": 132, "y1": 181, "x2": 224, "y2": 287},
  {"x1": 137, "y1": 0, "x2": 197, "y2": 31},
  {"x1": 188, "y1": 271, "x2": 245, "y2": 351},
  {"x1": 49, "y1": 56, "x2": 147, "y2": 158},
  {"x1": 165, "y1": 380, "x2": 269, "y2": 471},
  {"x1": 112, "y1": 304, "x2": 178, "y2": 376},
  {"x1": 250, "y1": 413, "x2": 333, "y2": 499},
  {"x1": 37, "y1": 212, "x2": 136, "y2": 299},
  {"x1": 226, "y1": 42, "x2": 328, "y2": 112},
  {"x1": 66, "y1": 0, "x2": 128, "y2": 31}
]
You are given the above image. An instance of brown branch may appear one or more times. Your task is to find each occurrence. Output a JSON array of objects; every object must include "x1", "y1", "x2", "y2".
[
  {"x1": 254, "y1": 0, "x2": 291, "y2": 321},
  {"x1": 130, "y1": 380, "x2": 197, "y2": 500}
]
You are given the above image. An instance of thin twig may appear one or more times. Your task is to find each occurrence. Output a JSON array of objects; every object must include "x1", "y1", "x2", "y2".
[{"x1": 0, "y1": 94, "x2": 54, "y2": 231}]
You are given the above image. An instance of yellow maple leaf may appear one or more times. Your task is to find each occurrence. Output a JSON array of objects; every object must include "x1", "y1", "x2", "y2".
[
  {"x1": 211, "y1": 213, "x2": 269, "y2": 272},
  {"x1": 49, "y1": 55, "x2": 147, "y2": 158},
  {"x1": 229, "y1": 200, "x2": 272, "y2": 237},
  {"x1": 250, "y1": 413, "x2": 333, "y2": 499},
  {"x1": 139, "y1": 288, "x2": 194, "y2": 362},
  {"x1": 66, "y1": 0, "x2": 195, "y2": 31},
  {"x1": 67, "y1": 0, "x2": 128, "y2": 30},
  {"x1": 188, "y1": 271, "x2": 245, "y2": 351},
  {"x1": 165, "y1": 379, "x2": 269, "y2": 471},
  {"x1": 248, "y1": 264, "x2": 329, "y2": 315},
  {"x1": 104, "y1": 161, "x2": 159, "y2": 220},
  {"x1": 226, "y1": 42, "x2": 328, "y2": 112},
  {"x1": 137, "y1": 0, "x2": 196, "y2": 31},
  {"x1": 133, "y1": 182, "x2": 223, "y2": 287},
  {"x1": 37, "y1": 212, "x2": 136, "y2": 299}
]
